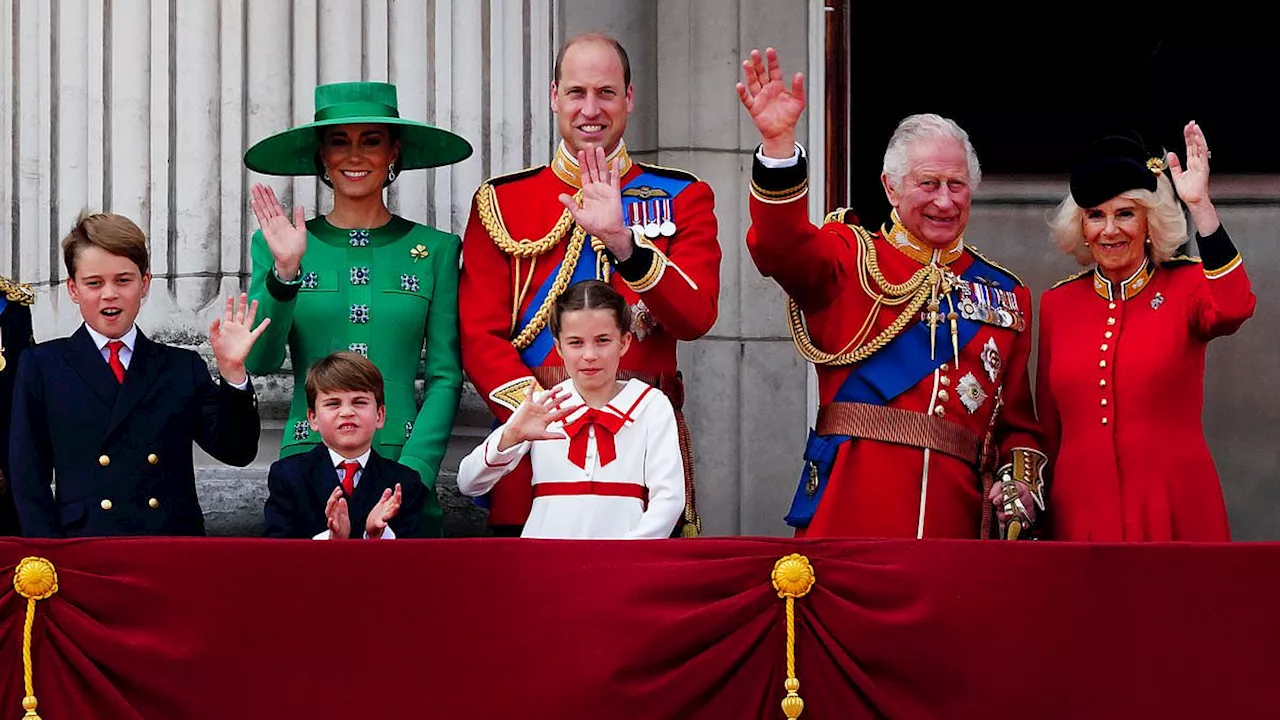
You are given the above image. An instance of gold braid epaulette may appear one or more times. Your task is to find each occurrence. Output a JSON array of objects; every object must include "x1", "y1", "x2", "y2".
[
  {"x1": 509, "y1": 225, "x2": 588, "y2": 351},
  {"x1": 0, "y1": 276, "x2": 35, "y2": 306},
  {"x1": 476, "y1": 182, "x2": 579, "y2": 258},
  {"x1": 476, "y1": 181, "x2": 590, "y2": 350},
  {"x1": 788, "y1": 224, "x2": 939, "y2": 366}
]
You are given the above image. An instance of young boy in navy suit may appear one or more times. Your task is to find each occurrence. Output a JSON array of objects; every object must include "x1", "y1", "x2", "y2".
[
  {"x1": 264, "y1": 352, "x2": 425, "y2": 539},
  {"x1": 9, "y1": 211, "x2": 268, "y2": 537}
]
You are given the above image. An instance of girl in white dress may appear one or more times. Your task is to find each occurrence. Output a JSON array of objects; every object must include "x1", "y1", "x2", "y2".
[{"x1": 457, "y1": 280, "x2": 685, "y2": 538}]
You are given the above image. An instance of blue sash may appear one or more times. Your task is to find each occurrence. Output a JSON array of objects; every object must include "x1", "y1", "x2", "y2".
[
  {"x1": 784, "y1": 252, "x2": 1018, "y2": 527},
  {"x1": 515, "y1": 168, "x2": 694, "y2": 367}
]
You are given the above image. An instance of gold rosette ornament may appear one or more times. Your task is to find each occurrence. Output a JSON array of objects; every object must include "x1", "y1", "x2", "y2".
[
  {"x1": 771, "y1": 554, "x2": 816, "y2": 719},
  {"x1": 13, "y1": 557, "x2": 58, "y2": 720}
]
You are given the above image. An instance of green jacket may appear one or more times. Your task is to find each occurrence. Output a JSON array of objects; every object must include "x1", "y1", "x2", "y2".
[{"x1": 247, "y1": 215, "x2": 462, "y2": 536}]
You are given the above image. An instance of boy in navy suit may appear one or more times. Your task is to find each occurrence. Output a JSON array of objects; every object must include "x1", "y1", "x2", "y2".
[
  {"x1": 9, "y1": 211, "x2": 268, "y2": 537},
  {"x1": 264, "y1": 352, "x2": 425, "y2": 539}
]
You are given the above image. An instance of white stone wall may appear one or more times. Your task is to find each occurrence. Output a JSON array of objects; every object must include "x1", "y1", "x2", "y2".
[{"x1": 1, "y1": 0, "x2": 558, "y2": 338}]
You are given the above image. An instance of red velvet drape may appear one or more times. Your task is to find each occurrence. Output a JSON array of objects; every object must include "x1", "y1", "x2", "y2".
[{"x1": 1, "y1": 538, "x2": 1276, "y2": 719}]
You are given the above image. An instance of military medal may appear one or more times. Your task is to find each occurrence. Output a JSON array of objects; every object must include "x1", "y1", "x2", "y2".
[
  {"x1": 957, "y1": 372, "x2": 988, "y2": 414},
  {"x1": 630, "y1": 300, "x2": 657, "y2": 341},
  {"x1": 981, "y1": 337, "x2": 1001, "y2": 383},
  {"x1": 659, "y1": 198, "x2": 676, "y2": 237},
  {"x1": 643, "y1": 201, "x2": 661, "y2": 239},
  {"x1": 628, "y1": 203, "x2": 645, "y2": 235}
]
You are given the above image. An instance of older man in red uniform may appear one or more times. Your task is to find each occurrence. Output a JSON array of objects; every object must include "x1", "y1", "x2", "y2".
[
  {"x1": 459, "y1": 33, "x2": 721, "y2": 536},
  {"x1": 737, "y1": 48, "x2": 1044, "y2": 539}
]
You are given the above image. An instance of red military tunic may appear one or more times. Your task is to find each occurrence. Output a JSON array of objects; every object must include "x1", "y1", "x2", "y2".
[
  {"x1": 1037, "y1": 226, "x2": 1255, "y2": 541},
  {"x1": 746, "y1": 151, "x2": 1042, "y2": 539},
  {"x1": 459, "y1": 141, "x2": 721, "y2": 527}
]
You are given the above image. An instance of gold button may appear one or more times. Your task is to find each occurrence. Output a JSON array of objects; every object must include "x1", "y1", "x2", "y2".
[
  {"x1": 148, "y1": 498, "x2": 159, "y2": 509},
  {"x1": 98, "y1": 455, "x2": 110, "y2": 467},
  {"x1": 1102, "y1": 417, "x2": 1109, "y2": 425},
  {"x1": 939, "y1": 376, "x2": 951, "y2": 387},
  {"x1": 1101, "y1": 344, "x2": 1109, "y2": 352},
  {"x1": 940, "y1": 364, "x2": 950, "y2": 372},
  {"x1": 148, "y1": 453, "x2": 159, "y2": 465},
  {"x1": 1101, "y1": 399, "x2": 1108, "y2": 406},
  {"x1": 1100, "y1": 379, "x2": 1107, "y2": 387},
  {"x1": 1107, "y1": 318, "x2": 1116, "y2": 326},
  {"x1": 1105, "y1": 331, "x2": 1113, "y2": 339},
  {"x1": 937, "y1": 389, "x2": 950, "y2": 402},
  {"x1": 1099, "y1": 360, "x2": 1107, "y2": 368},
  {"x1": 100, "y1": 499, "x2": 113, "y2": 511},
  {"x1": 933, "y1": 406, "x2": 945, "y2": 417},
  {"x1": 1108, "y1": 302, "x2": 1117, "y2": 310}
]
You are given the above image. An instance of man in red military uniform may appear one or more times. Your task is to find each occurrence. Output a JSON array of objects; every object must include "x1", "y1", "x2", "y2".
[
  {"x1": 737, "y1": 48, "x2": 1045, "y2": 539},
  {"x1": 459, "y1": 33, "x2": 721, "y2": 536}
]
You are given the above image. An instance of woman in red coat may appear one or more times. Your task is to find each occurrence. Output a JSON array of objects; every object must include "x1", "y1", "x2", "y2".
[{"x1": 1038, "y1": 123, "x2": 1255, "y2": 541}]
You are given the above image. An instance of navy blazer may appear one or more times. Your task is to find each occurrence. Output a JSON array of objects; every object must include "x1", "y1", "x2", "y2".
[
  {"x1": 9, "y1": 325, "x2": 260, "y2": 537},
  {"x1": 0, "y1": 294, "x2": 34, "y2": 535},
  {"x1": 264, "y1": 443, "x2": 425, "y2": 539}
]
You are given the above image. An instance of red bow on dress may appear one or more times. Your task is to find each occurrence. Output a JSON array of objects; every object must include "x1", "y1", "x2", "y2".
[{"x1": 562, "y1": 408, "x2": 627, "y2": 469}]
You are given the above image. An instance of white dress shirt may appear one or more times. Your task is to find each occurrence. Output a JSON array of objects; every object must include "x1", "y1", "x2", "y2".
[{"x1": 84, "y1": 323, "x2": 250, "y2": 390}]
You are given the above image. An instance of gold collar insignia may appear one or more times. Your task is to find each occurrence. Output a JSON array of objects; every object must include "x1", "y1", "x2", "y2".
[
  {"x1": 880, "y1": 210, "x2": 964, "y2": 266},
  {"x1": 551, "y1": 140, "x2": 633, "y2": 189}
]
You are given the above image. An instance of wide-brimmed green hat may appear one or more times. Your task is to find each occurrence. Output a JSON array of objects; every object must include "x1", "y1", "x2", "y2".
[{"x1": 244, "y1": 81, "x2": 472, "y2": 176}]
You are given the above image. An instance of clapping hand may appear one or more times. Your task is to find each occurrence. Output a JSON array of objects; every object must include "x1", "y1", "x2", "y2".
[
  {"x1": 324, "y1": 486, "x2": 352, "y2": 540},
  {"x1": 366, "y1": 483, "x2": 403, "y2": 540},
  {"x1": 250, "y1": 183, "x2": 308, "y2": 281},
  {"x1": 209, "y1": 293, "x2": 270, "y2": 385},
  {"x1": 736, "y1": 47, "x2": 806, "y2": 158}
]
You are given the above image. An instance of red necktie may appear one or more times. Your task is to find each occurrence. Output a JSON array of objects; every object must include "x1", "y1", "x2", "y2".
[
  {"x1": 339, "y1": 461, "x2": 359, "y2": 496},
  {"x1": 562, "y1": 408, "x2": 627, "y2": 469},
  {"x1": 106, "y1": 340, "x2": 126, "y2": 383}
]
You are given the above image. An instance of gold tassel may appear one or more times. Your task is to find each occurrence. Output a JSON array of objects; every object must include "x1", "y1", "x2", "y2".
[
  {"x1": 13, "y1": 557, "x2": 58, "y2": 720},
  {"x1": 772, "y1": 554, "x2": 816, "y2": 719}
]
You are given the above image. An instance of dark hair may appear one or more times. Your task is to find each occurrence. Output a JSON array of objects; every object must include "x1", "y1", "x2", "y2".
[
  {"x1": 550, "y1": 280, "x2": 631, "y2": 337},
  {"x1": 61, "y1": 210, "x2": 151, "y2": 277},
  {"x1": 313, "y1": 124, "x2": 402, "y2": 189},
  {"x1": 554, "y1": 32, "x2": 631, "y2": 88},
  {"x1": 305, "y1": 352, "x2": 386, "y2": 411}
]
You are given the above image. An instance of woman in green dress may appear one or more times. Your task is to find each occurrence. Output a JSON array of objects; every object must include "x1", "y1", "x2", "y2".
[{"x1": 244, "y1": 81, "x2": 471, "y2": 536}]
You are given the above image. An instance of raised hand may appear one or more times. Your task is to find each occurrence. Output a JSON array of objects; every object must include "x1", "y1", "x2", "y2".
[
  {"x1": 365, "y1": 483, "x2": 403, "y2": 540},
  {"x1": 736, "y1": 47, "x2": 806, "y2": 157},
  {"x1": 1167, "y1": 121, "x2": 1220, "y2": 235},
  {"x1": 250, "y1": 183, "x2": 308, "y2": 281},
  {"x1": 325, "y1": 486, "x2": 352, "y2": 540},
  {"x1": 558, "y1": 147, "x2": 633, "y2": 260},
  {"x1": 1168, "y1": 120, "x2": 1211, "y2": 206},
  {"x1": 498, "y1": 385, "x2": 579, "y2": 450},
  {"x1": 210, "y1": 293, "x2": 271, "y2": 384}
]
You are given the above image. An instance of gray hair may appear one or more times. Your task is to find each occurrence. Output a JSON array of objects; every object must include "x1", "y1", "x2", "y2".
[
  {"x1": 1047, "y1": 172, "x2": 1188, "y2": 265},
  {"x1": 881, "y1": 113, "x2": 982, "y2": 190}
]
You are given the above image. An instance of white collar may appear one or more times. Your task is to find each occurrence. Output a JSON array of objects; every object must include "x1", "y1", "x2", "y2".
[
  {"x1": 85, "y1": 323, "x2": 138, "y2": 352},
  {"x1": 327, "y1": 447, "x2": 372, "y2": 469}
]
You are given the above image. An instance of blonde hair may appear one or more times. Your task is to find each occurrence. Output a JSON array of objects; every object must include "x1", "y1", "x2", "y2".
[{"x1": 1047, "y1": 172, "x2": 1187, "y2": 266}]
